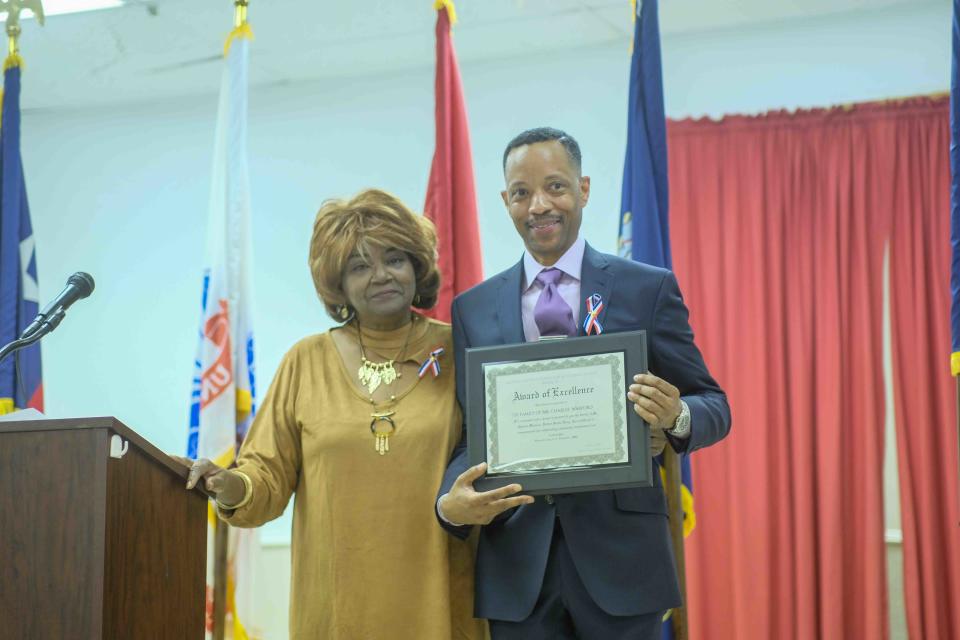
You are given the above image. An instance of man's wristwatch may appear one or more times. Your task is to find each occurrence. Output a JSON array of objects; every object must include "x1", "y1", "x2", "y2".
[{"x1": 668, "y1": 400, "x2": 691, "y2": 438}]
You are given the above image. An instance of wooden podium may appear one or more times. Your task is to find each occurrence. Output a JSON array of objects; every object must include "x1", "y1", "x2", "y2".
[{"x1": 0, "y1": 417, "x2": 207, "y2": 639}]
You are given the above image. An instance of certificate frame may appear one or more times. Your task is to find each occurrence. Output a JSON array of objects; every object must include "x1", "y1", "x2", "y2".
[{"x1": 465, "y1": 330, "x2": 651, "y2": 495}]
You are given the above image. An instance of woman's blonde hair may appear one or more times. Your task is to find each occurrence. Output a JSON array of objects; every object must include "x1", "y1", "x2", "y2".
[{"x1": 309, "y1": 188, "x2": 440, "y2": 320}]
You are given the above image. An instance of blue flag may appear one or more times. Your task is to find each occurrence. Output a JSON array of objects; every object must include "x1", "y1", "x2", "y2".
[
  {"x1": 0, "y1": 62, "x2": 42, "y2": 414},
  {"x1": 950, "y1": 0, "x2": 960, "y2": 376},
  {"x1": 618, "y1": 0, "x2": 670, "y2": 268},
  {"x1": 616, "y1": 2, "x2": 691, "y2": 637}
]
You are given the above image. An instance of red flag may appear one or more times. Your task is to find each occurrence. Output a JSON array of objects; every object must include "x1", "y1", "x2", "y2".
[{"x1": 423, "y1": 1, "x2": 483, "y2": 322}]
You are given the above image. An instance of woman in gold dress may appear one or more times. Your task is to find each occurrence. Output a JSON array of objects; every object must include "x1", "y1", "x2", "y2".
[{"x1": 180, "y1": 189, "x2": 487, "y2": 640}]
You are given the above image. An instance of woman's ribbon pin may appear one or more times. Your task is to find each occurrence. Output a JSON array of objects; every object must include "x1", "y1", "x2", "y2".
[
  {"x1": 582, "y1": 293, "x2": 604, "y2": 335},
  {"x1": 418, "y1": 346, "x2": 445, "y2": 378}
]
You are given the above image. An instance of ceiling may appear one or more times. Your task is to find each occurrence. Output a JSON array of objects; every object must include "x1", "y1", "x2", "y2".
[{"x1": 8, "y1": 0, "x2": 928, "y2": 111}]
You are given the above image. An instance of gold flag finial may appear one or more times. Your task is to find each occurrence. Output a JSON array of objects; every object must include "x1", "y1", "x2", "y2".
[
  {"x1": 224, "y1": 0, "x2": 252, "y2": 57},
  {"x1": 234, "y1": 0, "x2": 248, "y2": 28},
  {"x1": 1, "y1": 0, "x2": 44, "y2": 68}
]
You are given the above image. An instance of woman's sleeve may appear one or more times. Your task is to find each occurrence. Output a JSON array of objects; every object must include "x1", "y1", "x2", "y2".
[{"x1": 220, "y1": 347, "x2": 303, "y2": 527}]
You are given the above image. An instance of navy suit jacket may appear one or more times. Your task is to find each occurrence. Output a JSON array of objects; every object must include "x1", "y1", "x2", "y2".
[{"x1": 438, "y1": 243, "x2": 731, "y2": 621}]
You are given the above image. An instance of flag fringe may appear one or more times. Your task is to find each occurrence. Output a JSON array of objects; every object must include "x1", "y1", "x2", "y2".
[
  {"x1": 224, "y1": 23, "x2": 254, "y2": 58},
  {"x1": 237, "y1": 388, "x2": 253, "y2": 415},
  {"x1": 3, "y1": 53, "x2": 23, "y2": 71},
  {"x1": 227, "y1": 570, "x2": 252, "y2": 640},
  {"x1": 681, "y1": 483, "x2": 696, "y2": 537},
  {"x1": 433, "y1": 0, "x2": 457, "y2": 25}
]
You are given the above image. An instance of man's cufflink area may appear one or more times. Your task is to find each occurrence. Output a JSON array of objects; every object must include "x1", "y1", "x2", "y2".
[{"x1": 437, "y1": 494, "x2": 466, "y2": 527}]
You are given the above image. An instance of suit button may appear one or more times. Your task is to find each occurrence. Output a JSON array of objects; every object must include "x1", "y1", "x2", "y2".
[{"x1": 544, "y1": 494, "x2": 554, "y2": 505}]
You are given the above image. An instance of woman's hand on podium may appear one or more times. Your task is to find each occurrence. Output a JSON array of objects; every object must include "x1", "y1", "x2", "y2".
[{"x1": 171, "y1": 456, "x2": 247, "y2": 507}]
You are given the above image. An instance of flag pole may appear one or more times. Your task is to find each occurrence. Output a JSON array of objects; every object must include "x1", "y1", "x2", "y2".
[
  {"x1": 213, "y1": 518, "x2": 228, "y2": 640},
  {"x1": 210, "y1": 5, "x2": 250, "y2": 637},
  {"x1": 6, "y1": 18, "x2": 18, "y2": 58},
  {"x1": 663, "y1": 450, "x2": 688, "y2": 639}
]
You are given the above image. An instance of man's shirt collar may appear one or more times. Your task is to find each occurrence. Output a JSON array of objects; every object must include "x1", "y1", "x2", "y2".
[{"x1": 522, "y1": 236, "x2": 585, "y2": 291}]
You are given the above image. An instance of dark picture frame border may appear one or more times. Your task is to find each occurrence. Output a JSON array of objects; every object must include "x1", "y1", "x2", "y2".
[{"x1": 465, "y1": 330, "x2": 651, "y2": 495}]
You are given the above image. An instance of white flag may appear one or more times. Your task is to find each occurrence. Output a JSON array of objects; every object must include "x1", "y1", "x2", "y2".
[{"x1": 187, "y1": 24, "x2": 261, "y2": 640}]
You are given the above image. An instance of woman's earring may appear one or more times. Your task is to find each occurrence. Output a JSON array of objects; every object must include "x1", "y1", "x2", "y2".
[
  {"x1": 337, "y1": 304, "x2": 351, "y2": 321},
  {"x1": 413, "y1": 294, "x2": 422, "y2": 306}
]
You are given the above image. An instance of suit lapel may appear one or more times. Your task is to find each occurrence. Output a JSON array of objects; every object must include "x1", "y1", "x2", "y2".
[
  {"x1": 578, "y1": 244, "x2": 614, "y2": 336},
  {"x1": 497, "y1": 259, "x2": 526, "y2": 344}
]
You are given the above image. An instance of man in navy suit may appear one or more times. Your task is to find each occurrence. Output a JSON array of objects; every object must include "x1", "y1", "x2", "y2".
[{"x1": 437, "y1": 127, "x2": 731, "y2": 639}]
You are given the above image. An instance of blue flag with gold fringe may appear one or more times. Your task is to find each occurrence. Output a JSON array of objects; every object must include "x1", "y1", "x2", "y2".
[
  {"x1": 950, "y1": 0, "x2": 960, "y2": 375},
  {"x1": 616, "y1": 2, "x2": 691, "y2": 637},
  {"x1": 0, "y1": 59, "x2": 42, "y2": 414}
]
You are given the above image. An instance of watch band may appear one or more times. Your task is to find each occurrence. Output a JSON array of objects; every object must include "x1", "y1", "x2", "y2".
[{"x1": 668, "y1": 400, "x2": 691, "y2": 438}]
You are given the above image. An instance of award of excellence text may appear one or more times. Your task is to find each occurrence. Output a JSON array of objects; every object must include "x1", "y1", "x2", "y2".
[{"x1": 512, "y1": 385, "x2": 596, "y2": 402}]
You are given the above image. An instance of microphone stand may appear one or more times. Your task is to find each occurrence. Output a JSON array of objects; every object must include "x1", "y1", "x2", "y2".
[{"x1": 0, "y1": 306, "x2": 65, "y2": 365}]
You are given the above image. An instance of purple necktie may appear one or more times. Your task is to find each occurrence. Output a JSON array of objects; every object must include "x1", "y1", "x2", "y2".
[{"x1": 533, "y1": 268, "x2": 577, "y2": 337}]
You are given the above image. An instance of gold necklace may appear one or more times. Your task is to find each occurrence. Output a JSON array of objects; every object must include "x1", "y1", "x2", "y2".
[
  {"x1": 357, "y1": 317, "x2": 417, "y2": 456},
  {"x1": 370, "y1": 402, "x2": 396, "y2": 456},
  {"x1": 356, "y1": 317, "x2": 414, "y2": 395}
]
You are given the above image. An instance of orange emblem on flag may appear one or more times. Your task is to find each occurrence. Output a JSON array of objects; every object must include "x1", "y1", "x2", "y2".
[{"x1": 201, "y1": 299, "x2": 233, "y2": 408}]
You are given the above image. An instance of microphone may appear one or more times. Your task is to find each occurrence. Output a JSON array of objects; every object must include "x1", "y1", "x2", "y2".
[{"x1": 19, "y1": 271, "x2": 95, "y2": 340}]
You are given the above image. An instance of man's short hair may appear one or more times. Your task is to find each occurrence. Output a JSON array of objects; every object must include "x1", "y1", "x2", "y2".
[{"x1": 502, "y1": 127, "x2": 582, "y2": 174}]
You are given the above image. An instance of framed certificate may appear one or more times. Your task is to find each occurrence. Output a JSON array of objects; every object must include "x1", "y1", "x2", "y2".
[{"x1": 465, "y1": 330, "x2": 651, "y2": 495}]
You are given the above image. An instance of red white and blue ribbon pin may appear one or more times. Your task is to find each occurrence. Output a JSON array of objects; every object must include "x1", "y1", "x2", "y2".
[
  {"x1": 418, "y1": 346, "x2": 445, "y2": 378},
  {"x1": 583, "y1": 293, "x2": 605, "y2": 335}
]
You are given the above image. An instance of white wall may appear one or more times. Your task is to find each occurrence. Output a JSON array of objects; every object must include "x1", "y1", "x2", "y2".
[
  {"x1": 15, "y1": 3, "x2": 948, "y2": 630},
  {"x1": 661, "y1": 1, "x2": 949, "y2": 118}
]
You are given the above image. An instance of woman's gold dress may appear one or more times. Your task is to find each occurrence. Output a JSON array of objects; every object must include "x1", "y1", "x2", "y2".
[{"x1": 221, "y1": 316, "x2": 486, "y2": 639}]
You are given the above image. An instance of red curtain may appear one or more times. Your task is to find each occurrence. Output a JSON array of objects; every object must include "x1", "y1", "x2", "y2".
[
  {"x1": 666, "y1": 97, "x2": 956, "y2": 639},
  {"x1": 887, "y1": 99, "x2": 960, "y2": 640}
]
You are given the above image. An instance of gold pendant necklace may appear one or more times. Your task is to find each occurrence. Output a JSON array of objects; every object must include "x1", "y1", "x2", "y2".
[
  {"x1": 355, "y1": 318, "x2": 414, "y2": 395},
  {"x1": 356, "y1": 317, "x2": 415, "y2": 454},
  {"x1": 370, "y1": 409, "x2": 396, "y2": 455}
]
